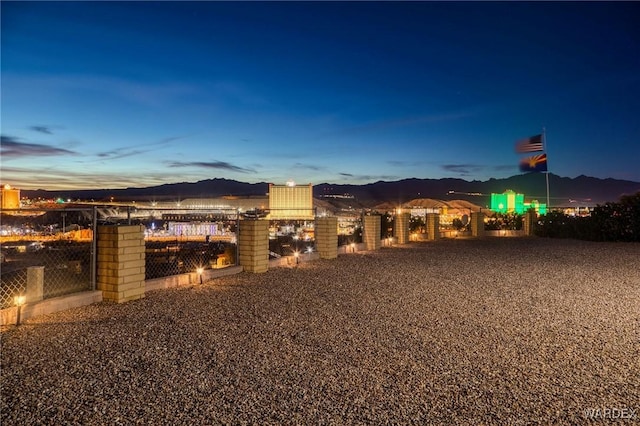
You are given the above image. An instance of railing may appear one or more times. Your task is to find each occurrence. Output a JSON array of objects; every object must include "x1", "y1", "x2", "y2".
[{"x1": 0, "y1": 208, "x2": 96, "y2": 309}]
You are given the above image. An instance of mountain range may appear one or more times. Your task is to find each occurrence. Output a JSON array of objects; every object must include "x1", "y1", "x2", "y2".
[{"x1": 22, "y1": 174, "x2": 640, "y2": 208}]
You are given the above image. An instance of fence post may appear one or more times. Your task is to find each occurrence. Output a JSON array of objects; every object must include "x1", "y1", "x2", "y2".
[
  {"x1": 426, "y1": 213, "x2": 440, "y2": 241},
  {"x1": 92, "y1": 206, "x2": 98, "y2": 290},
  {"x1": 26, "y1": 266, "x2": 44, "y2": 304},
  {"x1": 316, "y1": 216, "x2": 338, "y2": 259},
  {"x1": 235, "y1": 210, "x2": 240, "y2": 266},
  {"x1": 238, "y1": 219, "x2": 269, "y2": 273},
  {"x1": 471, "y1": 212, "x2": 485, "y2": 237},
  {"x1": 97, "y1": 225, "x2": 146, "y2": 303},
  {"x1": 524, "y1": 208, "x2": 537, "y2": 236},
  {"x1": 394, "y1": 212, "x2": 410, "y2": 244}
]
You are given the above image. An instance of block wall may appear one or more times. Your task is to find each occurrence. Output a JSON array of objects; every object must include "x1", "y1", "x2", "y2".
[
  {"x1": 238, "y1": 219, "x2": 269, "y2": 273},
  {"x1": 315, "y1": 217, "x2": 338, "y2": 259},
  {"x1": 97, "y1": 225, "x2": 146, "y2": 303}
]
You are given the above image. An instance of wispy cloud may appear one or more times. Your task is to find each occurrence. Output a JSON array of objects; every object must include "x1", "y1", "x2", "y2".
[
  {"x1": 97, "y1": 149, "x2": 145, "y2": 160},
  {"x1": 339, "y1": 172, "x2": 398, "y2": 182},
  {"x1": 166, "y1": 160, "x2": 256, "y2": 174},
  {"x1": 1, "y1": 165, "x2": 183, "y2": 190},
  {"x1": 29, "y1": 125, "x2": 55, "y2": 135},
  {"x1": 293, "y1": 163, "x2": 326, "y2": 171},
  {"x1": 441, "y1": 164, "x2": 481, "y2": 175},
  {"x1": 96, "y1": 136, "x2": 184, "y2": 161},
  {"x1": 0, "y1": 135, "x2": 77, "y2": 158},
  {"x1": 492, "y1": 165, "x2": 516, "y2": 171},
  {"x1": 388, "y1": 160, "x2": 428, "y2": 167},
  {"x1": 441, "y1": 163, "x2": 515, "y2": 176}
]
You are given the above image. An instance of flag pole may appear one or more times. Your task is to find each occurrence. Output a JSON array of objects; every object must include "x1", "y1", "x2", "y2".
[{"x1": 543, "y1": 127, "x2": 550, "y2": 209}]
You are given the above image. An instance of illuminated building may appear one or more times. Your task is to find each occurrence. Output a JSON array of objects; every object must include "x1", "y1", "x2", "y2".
[
  {"x1": 268, "y1": 182, "x2": 314, "y2": 219},
  {"x1": 168, "y1": 222, "x2": 221, "y2": 237},
  {"x1": 491, "y1": 190, "x2": 547, "y2": 214},
  {"x1": 1, "y1": 184, "x2": 21, "y2": 209}
]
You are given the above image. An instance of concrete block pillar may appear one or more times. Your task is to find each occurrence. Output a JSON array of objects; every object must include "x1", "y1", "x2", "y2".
[
  {"x1": 26, "y1": 266, "x2": 44, "y2": 303},
  {"x1": 471, "y1": 212, "x2": 485, "y2": 237},
  {"x1": 238, "y1": 219, "x2": 269, "y2": 273},
  {"x1": 363, "y1": 215, "x2": 381, "y2": 251},
  {"x1": 524, "y1": 209, "x2": 537, "y2": 236},
  {"x1": 426, "y1": 213, "x2": 440, "y2": 241},
  {"x1": 97, "y1": 225, "x2": 146, "y2": 303},
  {"x1": 394, "y1": 212, "x2": 410, "y2": 244},
  {"x1": 315, "y1": 217, "x2": 338, "y2": 259}
]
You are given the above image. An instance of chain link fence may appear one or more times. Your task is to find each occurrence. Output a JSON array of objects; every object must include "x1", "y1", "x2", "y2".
[
  {"x1": 136, "y1": 207, "x2": 240, "y2": 280},
  {"x1": 1, "y1": 208, "x2": 96, "y2": 309}
]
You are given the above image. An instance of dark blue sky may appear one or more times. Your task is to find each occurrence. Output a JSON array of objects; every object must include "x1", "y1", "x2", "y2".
[{"x1": 2, "y1": 1, "x2": 639, "y2": 190}]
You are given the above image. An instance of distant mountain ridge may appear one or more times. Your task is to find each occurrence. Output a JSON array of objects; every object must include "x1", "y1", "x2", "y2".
[{"x1": 21, "y1": 174, "x2": 640, "y2": 207}]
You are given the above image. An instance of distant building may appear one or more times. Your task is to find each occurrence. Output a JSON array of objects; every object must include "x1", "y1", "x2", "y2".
[
  {"x1": 490, "y1": 190, "x2": 547, "y2": 214},
  {"x1": 1, "y1": 184, "x2": 21, "y2": 209},
  {"x1": 268, "y1": 182, "x2": 314, "y2": 219},
  {"x1": 146, "y1": 196, "x2": 268, "y2": 221}
]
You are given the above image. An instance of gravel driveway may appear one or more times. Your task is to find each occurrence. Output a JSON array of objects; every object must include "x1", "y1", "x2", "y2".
[{"x1": 2, "y1": 238, "x2": 639, "y2": 424}]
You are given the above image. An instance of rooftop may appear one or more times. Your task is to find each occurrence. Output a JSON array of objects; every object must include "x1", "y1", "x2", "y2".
[{"x1": 2, "y1": 238, "x2": 638, "y2": 423}]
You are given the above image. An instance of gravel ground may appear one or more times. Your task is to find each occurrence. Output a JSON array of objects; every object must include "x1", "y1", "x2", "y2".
[{"x1": 2, "y1": 238, "x2": 639, "y2": 425}]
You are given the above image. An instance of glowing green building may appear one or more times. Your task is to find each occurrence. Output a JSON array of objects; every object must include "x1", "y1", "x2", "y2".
[{"x1": 490, "y1": 190, "x2": 546, "y2": 215}]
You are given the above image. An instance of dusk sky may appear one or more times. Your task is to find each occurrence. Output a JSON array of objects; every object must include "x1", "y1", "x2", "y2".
[{"x1": 2, "y1": 1, "x2": 639, "y2": 190}]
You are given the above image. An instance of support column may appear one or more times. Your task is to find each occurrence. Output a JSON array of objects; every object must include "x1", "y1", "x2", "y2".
[
  {"x1": 97, "y1": 225, "x2": 146, "y2": 303},
  {"x1": 394, "y1": 212, "x2": 410, "y2": 244},
  {"x1": 471, "y1": 212, "x2": 485, "y2": 237},
  {"x1": 363, "y1": 215, "x2": 381, "y2": 251},
  {"x1": 238, "y1": 219, "x2": 269, "y2": 273},
  {"x1": 426, "y1": 213, "x2": 440, "y2": 241},
  {"x1": 316, "y1": 217, "x2": 338, "y2": 259}
]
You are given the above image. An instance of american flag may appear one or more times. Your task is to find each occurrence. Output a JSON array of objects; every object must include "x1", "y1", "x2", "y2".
[{"x1": 515, "y1": 134, "x2": 544, "y2": 153}]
